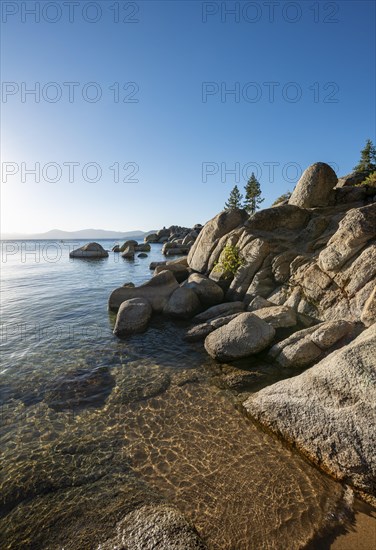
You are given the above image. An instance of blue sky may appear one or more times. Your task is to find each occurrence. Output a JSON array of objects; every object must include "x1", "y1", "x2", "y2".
[{"x1": 1, "y1": 0, "x2": 375, "y2": 233}]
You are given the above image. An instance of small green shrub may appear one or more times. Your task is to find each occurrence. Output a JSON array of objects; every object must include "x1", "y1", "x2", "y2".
[
  {"x1": 359, "y1": 171, "x2": 376, "y2": 188},
  {"x1": 213, "y1": 244, "x2": 245, "y2": 275},
  {"x1": 272, "y1": 191, "x2": 292, "y2": 206}
]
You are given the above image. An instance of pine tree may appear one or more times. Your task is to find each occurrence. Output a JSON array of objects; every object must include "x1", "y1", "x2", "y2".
[
  {"x1": 354, "y1": 139, "x2": 376, "y2": 172},
  {"x1": 243, "y1": 172, "x2": 264, "y2": 215},
  {"x1": 224, "y1": 185, "x2": 243, "y2": 210}
]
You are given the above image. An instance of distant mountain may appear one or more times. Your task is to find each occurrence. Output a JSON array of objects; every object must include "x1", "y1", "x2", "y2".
[{"x1": 1, "y1": 228, "x2": 155, "y2": 240}]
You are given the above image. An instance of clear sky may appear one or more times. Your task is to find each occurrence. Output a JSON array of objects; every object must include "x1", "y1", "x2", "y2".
[{"x1": 1, "y1": 0, "x2": 375, "y2": 234}]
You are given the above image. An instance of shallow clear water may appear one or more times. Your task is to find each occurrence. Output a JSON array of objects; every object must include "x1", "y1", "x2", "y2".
[{"x1": 0, "y1": 239, "x2": 368, "y2": 548}]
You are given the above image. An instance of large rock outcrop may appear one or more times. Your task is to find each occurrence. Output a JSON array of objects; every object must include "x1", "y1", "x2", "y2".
[
  {"x1": 186, "y1": 164, "x2": 375, "y2": 325},
  {"x1": 244, "y1": 324, "x2": 376, "y2": 499}
]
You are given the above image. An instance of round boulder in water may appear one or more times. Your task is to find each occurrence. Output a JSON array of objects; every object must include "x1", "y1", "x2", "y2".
[
  {"x1": 113, "y1": 298, "x2": 152, "y2": 337},
  {"x1": 70, "y1": 242, "x2": 108, "y2": 258}
]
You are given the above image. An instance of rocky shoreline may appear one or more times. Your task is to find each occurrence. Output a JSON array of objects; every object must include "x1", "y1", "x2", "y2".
[
  {"x1": 108, "y1": 163, "x2": 375, "y2": 502},
  {"x1": 68, "y1": 162, "x2": 375, "y2": 547}
]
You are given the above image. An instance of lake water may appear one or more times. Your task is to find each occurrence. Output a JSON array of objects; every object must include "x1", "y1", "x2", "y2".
[{"x1": 0, "y1": 239, "x2": 372, "y2": 549}]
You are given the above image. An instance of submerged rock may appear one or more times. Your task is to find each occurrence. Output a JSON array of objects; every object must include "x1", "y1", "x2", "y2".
[
  {"x1": 44, "y1": 366, "x2": 115, "y2": 411},
  {"x1": 109, "y1": 364, "x2": 171, "y2": 404},
  {"x1": 204, "y1": 313, "x2": 275, "y2": 362},
  {"x1": 70, "y1": 242, "x2": 108, "y2": 258},
  {"x1": 99, "y1": 504, "x2": 207, "y2": 549},
  {"x1": 220, "y1": 366, "x2": 266, "y2": 392},
  {"x1": 244, "y1": 324, "x2": 376, "y2": 499}
]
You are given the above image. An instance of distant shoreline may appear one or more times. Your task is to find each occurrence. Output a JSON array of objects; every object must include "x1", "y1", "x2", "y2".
[
  {"x1": 1, "y1": 229, "x2": 156, "y2": 241},
  {"x1": 0, "y1": 237, "x2": 146, "y2": 241}
]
